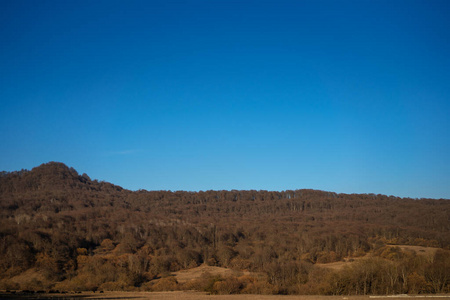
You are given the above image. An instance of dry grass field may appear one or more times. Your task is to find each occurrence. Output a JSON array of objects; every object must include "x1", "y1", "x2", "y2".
[
  {"x1": 386, "y1": 245, "x2": 439, "y2": 259},
  {"x1": 169, "y1": 244, "x2": 439, "y2": 282},
  {"x1": 75, "y1": 292, "x2": 450, "y2": 300},
  {"x1": 315, "y1": 255, "x2": 366, "y2": 271},
  {"x1": 1, "y1": 291, "x2": 449, "y2": 300},
  {"x1": 172, "y1": 265, "x2": 253, "y2": 284},
  {"x1": 315, "y1": 245, "x2": 440, "y2": 271}
]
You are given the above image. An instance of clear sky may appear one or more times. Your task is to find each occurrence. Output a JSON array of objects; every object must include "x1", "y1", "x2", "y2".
[{"x1": 1, "y1": 0, "x2": 449, "y2": 199}]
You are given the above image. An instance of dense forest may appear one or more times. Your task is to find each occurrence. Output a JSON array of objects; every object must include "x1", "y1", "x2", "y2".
[{"x1": 0, "y1": 162, "x2": 449, "y2": 295}]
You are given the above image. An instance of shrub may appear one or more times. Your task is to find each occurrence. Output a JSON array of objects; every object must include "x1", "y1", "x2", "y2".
[
  {"x1": 212, "y1": 277, "x2": 242, "y2": 294},
  {"x1": 149, "y1": 276, "x2": 178, "y2": 291}
]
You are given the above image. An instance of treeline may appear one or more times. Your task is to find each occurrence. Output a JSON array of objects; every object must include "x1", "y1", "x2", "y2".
[{"x1": 0, "y1": 162, "x2": 449, "y2": 294}]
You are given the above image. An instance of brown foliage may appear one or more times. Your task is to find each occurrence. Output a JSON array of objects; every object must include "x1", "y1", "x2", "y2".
[{"x1": 0, "y1": 162, "x2": 449, "y2": 294}]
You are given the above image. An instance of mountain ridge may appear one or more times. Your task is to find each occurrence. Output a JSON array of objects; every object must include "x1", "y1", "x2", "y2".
[
  {"x1": 1, "y1": 161, "x2": 448, "y2": 201},
  {"x1": 0, "y1": 162, "x2": 449, "y2": 294}
]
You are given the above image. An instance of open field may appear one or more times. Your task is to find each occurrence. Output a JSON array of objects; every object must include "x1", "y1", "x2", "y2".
[
  {"x1": 316, "y1": 255, "x2": 366, "y2": 271},
  {"x1": 172, "y1": 265, "x2": 254, "y2": 284},
  {"x1": 385, "y1": 245, "x2": 440, "y2": 258},
  {"x1": 315, "y1": 245, "x2": 441, "y2": 271},
  {"x1": 1, "y1": 291, "x2": 450, "y2": 300}
]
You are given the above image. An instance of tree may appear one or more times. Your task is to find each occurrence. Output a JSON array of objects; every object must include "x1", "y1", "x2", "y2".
[{"x1": 425, "y1": 250, "x2": 450, "y2": 293}]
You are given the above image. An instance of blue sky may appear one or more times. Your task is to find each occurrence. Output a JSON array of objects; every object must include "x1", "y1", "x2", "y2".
[{"x1": 1, "y1": 0, "x2": 449, "y2": 198}]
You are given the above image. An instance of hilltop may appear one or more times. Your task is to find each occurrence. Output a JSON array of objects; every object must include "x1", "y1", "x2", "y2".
[{"x1": 0, "y1": 162, "x2": 449, "y2": 294}]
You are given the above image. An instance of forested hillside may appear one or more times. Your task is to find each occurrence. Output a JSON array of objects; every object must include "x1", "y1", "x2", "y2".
[{"x1": 0, "y1": 162, "x2": 449, "y2": 294}]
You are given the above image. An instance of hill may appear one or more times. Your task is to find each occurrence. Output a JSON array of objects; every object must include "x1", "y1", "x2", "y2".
[{"x1": 0, "y1": 162, "x2": 449, "y2": 295}]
